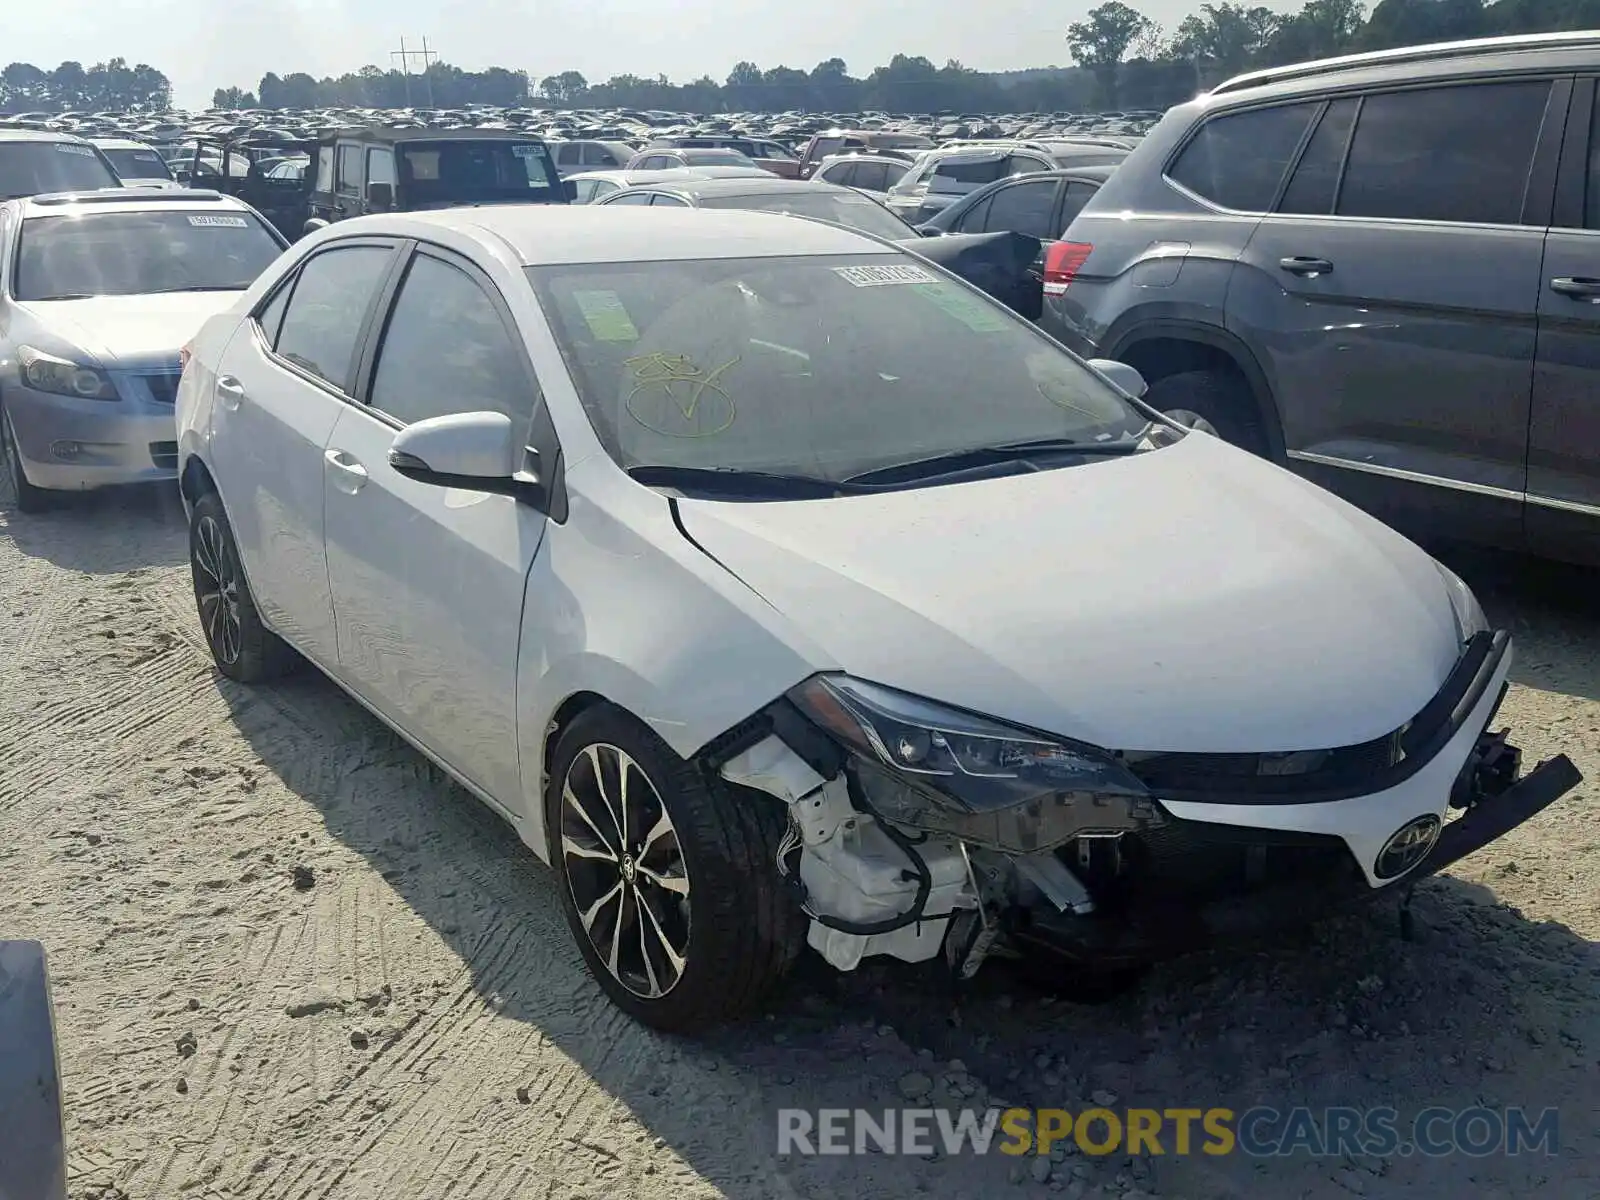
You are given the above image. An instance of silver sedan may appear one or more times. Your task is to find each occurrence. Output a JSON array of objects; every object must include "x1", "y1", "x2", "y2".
[{"x1": 0, "y1": 188, "x2": 287, "y2": 510}]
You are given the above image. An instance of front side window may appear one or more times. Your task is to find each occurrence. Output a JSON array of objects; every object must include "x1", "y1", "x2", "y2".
[
  {"x1": 606, "y1": 190, "x2": 653, "y2": 205},
  {"x1": 697, "y1": 190, "x2": 912, "y2": 238},
  {"x1": 366, "y1": 148, "x2": 396, "y2": 188},
  {"x1": 0, "y1": 142, "x2": 120, "y2": 199},
  {"x1": 854, "y1": 162, "x2": 890, "y2": 192},
  {"x1": 272, "y1": 244, "x2": 393, "y2": 389},
  {"x1": 818, "y1": 162, "x2": 853, "y2": 186},
  {"x1": 651, "y1": 194, "x2": 691, "y2": 207},
  {"x1": 370, "y1": 253, "x2": 534, "y2": 430},
  {"x1": 530, "y1": 254, "x2": 1146, "y2": 488},
  {"x1": 557, "y1": 143, "x2": 582, "y2": 166},
  {"x1": 1168, "y1": 102, "x2": 1318, "y2": 211},
  {"x1": 1336, "y1": 81, "x2": 1550, "y2": 225},
  {"x1": 15, "y1": 210, "x2": 285, "y2": 300}
]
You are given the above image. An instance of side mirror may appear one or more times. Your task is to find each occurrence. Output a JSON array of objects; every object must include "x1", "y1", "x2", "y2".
[
  {"x1": 388, "y1": 412, "x2": 543, "y2": 503},
  {"x1": 563, "y1": 179, "x2": 579, "y2": 201},
  {"x1": 916, "y1": 225, "x2": 942, "y2": 237},
  {"x1": 1086, "y1": 358, "x2": 1147, "y2": 399},
  {"x1": 366, "y1": 181, "x2": 394, "y2": 210}
]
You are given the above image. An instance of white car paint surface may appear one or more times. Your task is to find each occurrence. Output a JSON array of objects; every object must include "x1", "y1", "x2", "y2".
[{"x1": 174, "y1": 204, "x2": 1565, "y2": 1029}]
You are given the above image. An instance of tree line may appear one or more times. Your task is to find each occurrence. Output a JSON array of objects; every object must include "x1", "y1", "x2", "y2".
[
  {"x1": 0, "y1": 59, "x2": 172, "y2": 113},
  {"x1": 213, "y1": 0, "x2": 1600, "y2": 115},
  {"x1": 4, "y1": 0, "x2": 1591, "y2": 120}
]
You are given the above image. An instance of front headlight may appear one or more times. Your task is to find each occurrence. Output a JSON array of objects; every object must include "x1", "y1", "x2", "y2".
[
  {"x1": 1435, "y1": 561, "x2": 1489, "y2": 642},
  {"x1": 19, "y1": 346, "x2": 117, "y2": 401},
  {"x1": 788, "y1": 675, "x2": 1153, "y2": 853}
]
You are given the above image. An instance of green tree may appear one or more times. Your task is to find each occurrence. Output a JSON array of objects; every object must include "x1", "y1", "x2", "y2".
[{"x1": 1067, "y1": 1, "x2": 1156, "y2": 107}]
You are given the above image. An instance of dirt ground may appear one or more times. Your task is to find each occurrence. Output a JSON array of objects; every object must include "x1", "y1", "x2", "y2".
[{"x1": 2, "y1": 484, "x2": 1598, "y2": 1200}]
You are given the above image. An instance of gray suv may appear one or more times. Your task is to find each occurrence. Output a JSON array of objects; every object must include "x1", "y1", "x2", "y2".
[{"x1": 1043, "y1": 32, "x2": 1600, "y2": 566}]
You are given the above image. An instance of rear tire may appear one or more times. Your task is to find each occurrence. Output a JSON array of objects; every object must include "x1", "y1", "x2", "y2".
[
  {"x1": 547, "y1": 705, "x2": 804, "y2": 1031},
  {"x1": 1144, "y1": 369, "x2": 1268, "y2": 457},
  {"x1": 189, "y1": 490, "x2": 299, "y2": 682},
  {"x1": 1, "y1": 404, "x2": 52, "y2": 514}
]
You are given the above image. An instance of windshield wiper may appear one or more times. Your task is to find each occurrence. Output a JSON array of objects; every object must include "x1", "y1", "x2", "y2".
[
  {"x1": 27, "y1": 293, "x2": 97, "y2": 301},
  {"x1": 627, "y1": 464, "x2": 864, "y2": 499},
  {"x1": 144, "y1": 285, "x2": 246, "y2": 294},
  {"x1": 843, "y1": 436, "x2": 1147, "y2": 487}
]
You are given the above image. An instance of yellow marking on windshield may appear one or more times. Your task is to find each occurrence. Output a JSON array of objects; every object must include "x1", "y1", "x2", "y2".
[{"x1": 624, "y1": 352, "x2": 742, "y2": 438}]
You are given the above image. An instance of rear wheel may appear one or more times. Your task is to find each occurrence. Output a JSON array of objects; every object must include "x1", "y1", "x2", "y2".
[
  {"x1": 547, "y1": 705, "x2": 803, "y2": 1031},
  {"x1": 189, "y1": 490, "x2": 298, "y2": 682},
  {"x1": 1, "y1": 404, "x2": 52, "y2": 514},
  {"x1": 1144, "y1": 369, "x2": 1268, "y2": 456}
]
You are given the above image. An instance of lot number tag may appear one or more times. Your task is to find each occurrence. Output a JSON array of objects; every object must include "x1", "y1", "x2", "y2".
[
  {"x1": 54, "y1": 143, "x2": 95, "y2": 156},
  {"x1": 189, "y1": 215, "x2": 249, "y2": 228},
  {"x1": 833, "y1": 264, "x2": 936, "y2": 287}
]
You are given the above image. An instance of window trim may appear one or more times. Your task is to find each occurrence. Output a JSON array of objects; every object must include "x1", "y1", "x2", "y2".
[
  {"x1": 256, "y1": 237, "x2": 404, "y2": 399},
  {"x1": 1169, "y1": 73, "x2": 1571, "y2": 225}
]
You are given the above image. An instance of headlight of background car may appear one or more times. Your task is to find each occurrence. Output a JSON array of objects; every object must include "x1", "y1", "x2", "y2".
[
  {"x1": 788, "y1": 674, "x2": 1158, "y2": 852},
  {"x1": 19, "y1": 346, "x2": 118, "y2": 401},
  {"x1": 1435, "y1": 561, "x2": 1489, "y2": 642}
]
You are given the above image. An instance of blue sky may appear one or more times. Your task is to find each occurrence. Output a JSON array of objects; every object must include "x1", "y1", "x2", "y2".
[{"x1": 11, "y1": 0, "x2": 1248, "y2": 110}]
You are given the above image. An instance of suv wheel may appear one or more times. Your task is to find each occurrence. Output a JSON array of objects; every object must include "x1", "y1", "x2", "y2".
[
  {"x1": 1144, "y1": 370, "x2": 1267, "y2": 457},
  {"x1": 547, "y1": 705, "x2": 803, "y2": 1031},
  {"x1": 1, "y1": 404, "x2": 51, "y2": 513}
]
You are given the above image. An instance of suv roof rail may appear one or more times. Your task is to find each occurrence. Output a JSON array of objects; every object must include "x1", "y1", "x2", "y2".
[
  {"x1": 1210, "y1": 30, "x2": 1600, "y2": 95},
  {"x1": 31, "y1": 188, "x2": 225, "y2": 206}
]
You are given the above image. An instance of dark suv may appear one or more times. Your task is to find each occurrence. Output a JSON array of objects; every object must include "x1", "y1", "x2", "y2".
[
  {"x1": 303, "y1": 130, "x2": 570, "y2": 235},
  {"x1": 1043, "y1": 31, "x2": 1600, "y2": 565}
]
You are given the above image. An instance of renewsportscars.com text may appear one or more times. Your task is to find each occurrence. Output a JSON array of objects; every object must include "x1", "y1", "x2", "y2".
[{"x1": 776, "y1": 1106, "x2": 1559, "y2": 1158}]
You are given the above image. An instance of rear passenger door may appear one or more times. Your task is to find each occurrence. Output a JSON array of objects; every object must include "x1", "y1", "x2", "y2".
[
  {"x1": 1530, "y1": 77, "x2": 1600, "y2": 560},
  {"x1": 208, "y1": 239, "x2": 401, "y2": 667},
  {"x1": 322, "y1": 244, "x2": 552, "y2": 809},
  {"x1": 1235, "y1": 79, "x2": 1565, "y2": 548}
]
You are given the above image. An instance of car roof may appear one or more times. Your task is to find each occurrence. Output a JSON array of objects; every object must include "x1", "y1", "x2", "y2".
[
  {"x1": 356, "y1": 206, "x2": 895, "y2": 264},
  {"x1": 18, "y1": 188, "x2": 254, "y2": 218},
  {"x1": 89, "y1": 137, "x2": 156, "y2": 150},
  {"x1": 0, "y1": 129, "x2": 93, "y2": 145},
  {"x1": 568, "y1": 166, "x2": 767, "y2": 184},
  {"x1": 321, "y1": 128, "x2": 550, "y2": 145}
]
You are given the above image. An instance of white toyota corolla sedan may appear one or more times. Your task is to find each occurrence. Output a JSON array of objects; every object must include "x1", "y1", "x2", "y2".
[{"x1": 174, "y1": 206, "x2": 1579, "y2": 1030}]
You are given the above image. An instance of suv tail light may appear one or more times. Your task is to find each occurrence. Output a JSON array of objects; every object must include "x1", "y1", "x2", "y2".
[{"x1": 1042, "y1": 241, "x2": 1093, "y2": 296}]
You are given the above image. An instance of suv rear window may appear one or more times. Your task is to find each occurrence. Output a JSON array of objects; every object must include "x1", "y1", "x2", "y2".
[
  {"x1": 1168, "y1": 102, "x2": 1317, "y2": 211},
  {"x1": 1334, "y1": 81, "x2": 1550, "y2": 226}
]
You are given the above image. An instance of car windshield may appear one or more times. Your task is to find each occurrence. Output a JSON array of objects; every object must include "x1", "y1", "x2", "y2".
[
  {"x1": 398, "y1": 140, "x2": 561, "y2": 201},
  {"x1": 529, "y1": 253, "x2": 1147, "y2": 488},
  {"x1": 15, "y1": 211, "x2": 285, "y2": 300},
  {"x1": 0, "y1": 142, "x2": 120, "y2": 199},
  {"x1": 102, "y1": 147, "x2": 174, "y2": 180},
  {"x1": 697, "y1": 191, "x2": 911, "y2": 239}
]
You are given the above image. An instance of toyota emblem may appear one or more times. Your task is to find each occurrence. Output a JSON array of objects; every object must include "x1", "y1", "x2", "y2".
[{"x1": 1374, "y1": 814, "x2": 1442, "y2": 880}]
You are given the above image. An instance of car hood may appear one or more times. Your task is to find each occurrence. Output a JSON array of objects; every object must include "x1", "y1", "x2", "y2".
[
  {"x1": 676, "y1": 433, "x2": 1464, "y2": 754},
  {"x1": 16, "y1": 293, "x2": 243, "y2": 368}
]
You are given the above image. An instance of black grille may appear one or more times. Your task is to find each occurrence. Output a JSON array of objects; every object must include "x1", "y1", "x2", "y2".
[
  {"x1": 149, "y1": 441, "x2": 178, "y2": 470},
  {"x1": 1126, "y1": 730, "x2": 1402, "y2": 791},
  {"x1": 141, "y1": 372, "x2": 181, "y2": 404}
]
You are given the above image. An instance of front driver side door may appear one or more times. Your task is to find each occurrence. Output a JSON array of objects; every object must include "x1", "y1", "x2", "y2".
[{"x1": 322, "y1": 244, "x2": 552, "y2": 810}]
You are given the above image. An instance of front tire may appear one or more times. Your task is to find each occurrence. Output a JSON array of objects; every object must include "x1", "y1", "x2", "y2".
[
  {"x1": 1, "y1": 404, "x2": 52, "y2": 514},
  {"x1": 547, "y1": 705, "x2": 803, "y2": 1031},
  {"x1": 189, "y1": 491, "x2": 298, "y2": 682}
]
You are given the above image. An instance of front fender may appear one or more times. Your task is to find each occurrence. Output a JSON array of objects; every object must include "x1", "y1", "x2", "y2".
[
  {"x1": 514, "y1": 462, "x2": 833, "y2": 860},
  {"x1": 0, "y1": 940, "x2": 67, "y2": 1200}
]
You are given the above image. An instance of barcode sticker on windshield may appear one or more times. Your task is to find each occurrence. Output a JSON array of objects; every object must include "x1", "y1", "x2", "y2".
[
  {"x1": 573, "y1": 290, "x2": 639, "y2": 342},
  {"x1": 188, "y1": 215, "x2": 249, "y2": 228},
  {"x1": 832, "y1": 264, "x2": 936, "y2": 287},
  {"x1": 912, "y1": 281, "x2": 1011, "y2": 332},
  {"x1": 54, "y1": 143, "x2": 95, "y2": 156},
  {"x1": 511, "y1": 145, "x2": 542, "y2": 158}
]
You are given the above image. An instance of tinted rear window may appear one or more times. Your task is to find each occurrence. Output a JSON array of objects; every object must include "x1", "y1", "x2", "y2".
[
  {"x1": 1168, "y1": 103, "x2": 1317, "y2": 211},
  {"x1": 1335, "y1": 82, "x2": 1549, "y2": 225},
  {"x1": 0, "y1": 142, "x2": 120, "y2": 199},
  {"x1": 398, "y1": 141, "x2": 560, "y2": 200}
]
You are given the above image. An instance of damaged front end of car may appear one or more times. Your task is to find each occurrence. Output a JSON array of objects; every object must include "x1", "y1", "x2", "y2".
[{"x1": 705, "y1": 642, "x2": 1582, "y2": 983}]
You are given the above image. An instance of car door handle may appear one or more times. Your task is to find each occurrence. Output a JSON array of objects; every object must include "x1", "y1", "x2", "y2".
[
  {"x1": 215, "y1": 375, "x2": 245, "y2": 410},
  {"x1": 1279, "y1": 256, "x2": 1334, "y2": 277},
  {"x1": 1550, "y1": 276, "x2": 1600, "y2": 300},
  {"x1": 324, "y1": 448, "x2": 369, "y2": 493}
]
